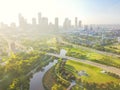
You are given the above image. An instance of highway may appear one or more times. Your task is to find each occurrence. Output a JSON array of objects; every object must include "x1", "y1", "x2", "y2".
[{"x1": 47, "y1": 53, "x2": 120, "y2": 76}]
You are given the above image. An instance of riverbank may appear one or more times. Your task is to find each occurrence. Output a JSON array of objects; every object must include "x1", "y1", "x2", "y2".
[
  {"x1": 43, "y1": 67, "x2": 56, "y2": 90},
  {"x1": 43, "y1": 59, "x2": 120, "y2": 90},
  {"x1": 43, "y1": 66, "x2": 67, "y2": 90},
  {"x1": 30, "y1": 60, "x2": 57, "y2": 90}
]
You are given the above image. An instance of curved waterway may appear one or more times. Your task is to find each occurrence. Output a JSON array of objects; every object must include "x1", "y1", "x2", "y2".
[{"x1": 30, "y1": 60, "x2": 57, "y2": 90}]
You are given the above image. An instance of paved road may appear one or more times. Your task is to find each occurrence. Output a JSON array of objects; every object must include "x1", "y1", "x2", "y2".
[
  {"x1": 47, "y1": 53, "x2": 120, "y2": 76},
  {"x1": 58, "y1": 37, "x2": 120, "y2": 58}
]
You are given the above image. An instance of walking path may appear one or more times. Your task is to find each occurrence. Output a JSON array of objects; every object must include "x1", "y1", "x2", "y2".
[
  {"x1": 67, "y1": 81, "x2": 76, "y2": 90},
  {"x1": 47, "y1": 53, "x2": 120, "y2": 76},
  {"x1": 58, "y1": 37, "x2": 120, "y2": 58}
]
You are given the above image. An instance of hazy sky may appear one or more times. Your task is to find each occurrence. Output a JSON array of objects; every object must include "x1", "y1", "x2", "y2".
[{"x1": 0, "y1": 0, "x2": 120, "y2": 25}]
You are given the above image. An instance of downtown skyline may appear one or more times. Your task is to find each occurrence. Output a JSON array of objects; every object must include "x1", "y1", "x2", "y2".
[
  {"x1": 0, "y1": 12, "x2": 82, "y2": 31},
  {"x1": 0, "y1": 0, "x2": 120, "y2": 25}
]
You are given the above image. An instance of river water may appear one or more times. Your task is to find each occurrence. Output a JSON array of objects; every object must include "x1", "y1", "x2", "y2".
[{"x1": 30, "y1": 60, "x2": 57, "y2": 90}]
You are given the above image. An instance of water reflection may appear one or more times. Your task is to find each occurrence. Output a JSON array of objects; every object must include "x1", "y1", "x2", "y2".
[{"x1": 30, "y1": 60, "x2": 57, "y2": 90}]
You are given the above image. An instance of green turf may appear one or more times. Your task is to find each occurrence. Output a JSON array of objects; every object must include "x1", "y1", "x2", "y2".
[
  {"x1": 64, "y1": 47, "x2": 120, "y2": 68},
  {"x1": 104, "y1": 43, "x2": 120, "y2": 54},
  {"x1": 66, "y1": 60, "x2": 120, "y2": 83}
]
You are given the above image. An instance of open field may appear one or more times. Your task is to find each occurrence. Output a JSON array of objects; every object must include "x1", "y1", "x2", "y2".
[
  {"x1": 104, "y1": 43, "x2": 120, "y2": 54},
  {"x1": 63, "y1": 46, "x2": 120, "y2": 68},
  {"x1": 43, "y1": 59, "x2": 120, "y2": 90},
  {"x1": 66, "y1": 60, "x2": 120, "y2": 83}
]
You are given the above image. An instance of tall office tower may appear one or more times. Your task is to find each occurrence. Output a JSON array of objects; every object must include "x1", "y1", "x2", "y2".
[
  {"x1": 63, "y1": 18, "x2": 71, "y2": 30},
  {"x1": 68, "y1": 20, "x2": 71, "y2": 28},
  {"x1": 42, "y1": 17, "x2": 48, "y2": 26},
  {"x1": 18, "y1": 14, "x2": 27, "y2": 29},
  {"x1": 38, "y1": 12, "x2": 42, "y2": 24},
  {"x1": 32, "y1": 18, "x2": 37, "y2": 25},
  {"x1": 75, "y1": 17, "x2": 78, "y2": 28},
  {"x1": 63, "y1": 18, "x2": 68, "y2": 29},
  {"x1": 49, "y1": 22, "x2": 54, "y2": 31},
  {"x1": 18, "y1": 14, "x2": 23, "y2": 27},
  {"x1": 84, "y1": 25, "x2": 88, "y2": 30},
  {"x1": 55, "y1": 17, "x2": 59, "y2": 30},
  {"x1": 41, "y1": 17, "x2": 48, "y2": 30},
  {"x1": 79, "y1": 20, "x2": 82, "y2": 28}
]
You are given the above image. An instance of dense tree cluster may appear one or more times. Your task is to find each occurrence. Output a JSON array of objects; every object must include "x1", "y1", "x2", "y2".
[{"x1": 0, "y1": 51, "x2": 53, "y2": 90}]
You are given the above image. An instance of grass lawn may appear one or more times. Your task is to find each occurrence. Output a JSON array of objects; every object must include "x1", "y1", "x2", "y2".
[
  {"x1": 104, "y1": 43, "x2": 120, "y2": 54},
  {"x1": 66, "y1": 60, "x2": 120, "y2": 83},
  {"x1": 64, "y1": 47, "x2": 120, "y2": 68}
]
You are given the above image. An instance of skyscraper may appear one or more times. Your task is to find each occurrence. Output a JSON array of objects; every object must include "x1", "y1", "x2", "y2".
[
  {"x1": 49, "y1": 22, "x2": 54, "y2": 31},
  {"x1": 38, "y1": 12, "x2": 42, "y2": 24},
  {"x1": 32, "y1": 18, "x2": 36, "y2": 25},
  {"x1": 55, "y1": 17, "x2": 59, "y2": 30},
  {"x1": 63, "y1": 18, "x2": 71, "y2": 30},
  {"x1": 18, "y1": 13, "x2": 27, "y2": 29},
  {"x1": 79, "y1": 20, "x2": 82, "y2": 28},
  {"x1": 42, "y1": 17, "x2": 48, "y2": 26},
  {"x1": 75, "y1": 17, "x2": 78, "y2": 28},
  {"x1": 84, "y1": 25, "x2": 88, "y2": 30},
  {"x1": 41, "y1": 17, "x2": 48, "y2": 31}
]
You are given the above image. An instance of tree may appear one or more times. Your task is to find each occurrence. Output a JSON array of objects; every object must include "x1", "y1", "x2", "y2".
[{"x1": 52, "y1": 84, "x2": 64, "y2": 90}]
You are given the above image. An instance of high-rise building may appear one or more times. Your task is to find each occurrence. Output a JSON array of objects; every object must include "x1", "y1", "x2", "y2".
[
  {"x1": 55, "y1": 17, "x2": 59, "y2": 30},
  {"x1": 18, "y1": 14, "x2": 23, "y2": 27},
  {"x1": 79, "y1": 20, "x2": 82, "y2": 28},
  {"x1": 49, "y1": 22, "x2": 54, "y2": 31},
  {"x1": 41, "y1": 17, "x2": 48, "y2": 30},
  {"x1": 63, "y1": 18, "x2": 68, "y2": 29},
  {"x1": 18, "y1": 13, "x2": 27, "y2": 29},
  {"x1": 75, "y1": 17, "x2": 78, "y2": 28},
  {"x1": 68, "y1": 20, "x2": 71, "y2": 28},
  {"x1": 55, "y1": 17, "x2": 58, "y2": 27},
  {"x1": 32, "y1": 18, "x2": 37, "y2": 25},
  {"x1": 42, "y1": 17, "x2": 48, "y2": 26},
  {"x1": 84, "y1": 25, "x2": 88, "y2": 30},
  {"x1": 38, "y1": 12, "x2": 42, "y2": 24},
  {"x1": 63, "y1": 18, "x2": 71, "y2": 29}
]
